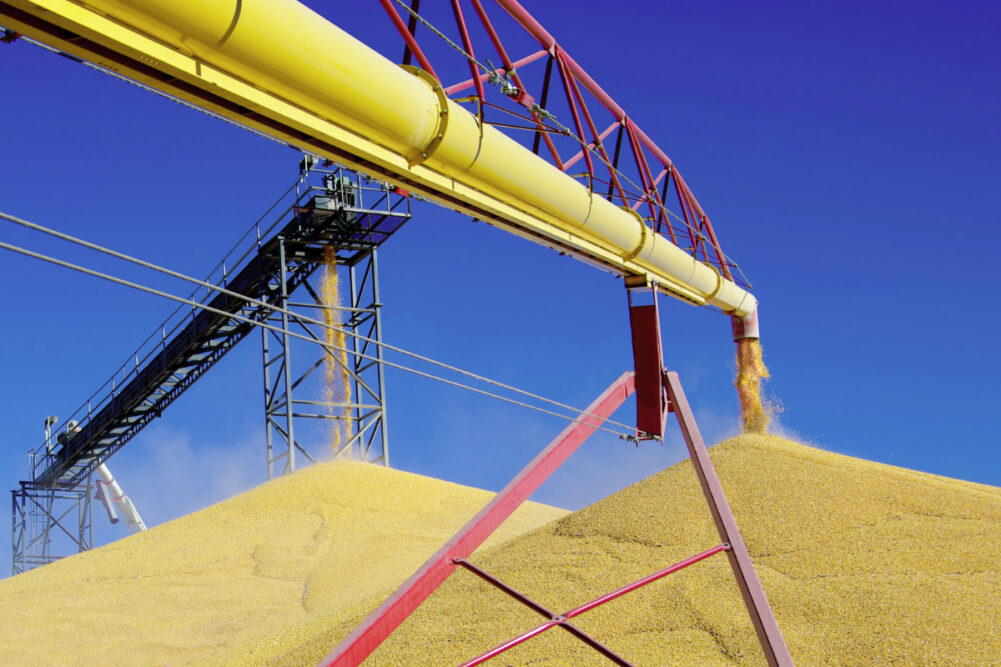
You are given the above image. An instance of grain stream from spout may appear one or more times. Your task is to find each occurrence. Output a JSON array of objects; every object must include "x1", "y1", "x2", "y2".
[{"x1": 735, "y1": 338, "x2": 770, "y2": 433}]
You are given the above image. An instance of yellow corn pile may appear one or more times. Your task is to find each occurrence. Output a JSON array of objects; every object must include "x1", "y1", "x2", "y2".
[
  {"x1": 2, "y1": 435, "x2": 999, "y2": 665},
  {"x1": 361, "y1": 435, "x2": 1001, "y2": 666},
  {"x1": 0, "y1": 462, "x2": 567, "y2": 665},
  {"x1": 320, "y1": 246, "x2": 352, "y2": 457},
  {"x1": 735, "y1": 338, "x2": 770, "y2": 433}
]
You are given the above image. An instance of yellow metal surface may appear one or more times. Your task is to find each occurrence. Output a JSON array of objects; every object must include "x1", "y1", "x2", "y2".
[{"x1": 1, "y1": 0, "x2": 757, "y2": 316}]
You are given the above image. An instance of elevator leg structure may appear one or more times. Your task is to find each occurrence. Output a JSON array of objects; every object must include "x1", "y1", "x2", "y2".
[
  {"x1": 262, "y1": 239, "x2": 389, "y2": 479},
  {"x1": 11, "y1": 479, "x2": 92, "y2": 575}
]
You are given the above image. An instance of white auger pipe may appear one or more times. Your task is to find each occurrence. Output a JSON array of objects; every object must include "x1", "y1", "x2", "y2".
[{"x1": 96, "y1": 463, "x2": 147, "y2": 534}]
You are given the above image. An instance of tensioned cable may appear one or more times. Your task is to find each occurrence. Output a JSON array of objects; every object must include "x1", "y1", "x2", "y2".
[
  {"x1": 0, "y1": 233, "x2": 639, "y2": 440},
  {"x1": 0, "y1": 210, "x2": 642, "y2": 435}
]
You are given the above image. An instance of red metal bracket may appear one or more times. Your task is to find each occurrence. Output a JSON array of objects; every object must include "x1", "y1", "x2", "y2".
[
  {"x1": 626, "y1": 276, "x2": 667, "y2": 439},
  {"x1": 322, "y1": 372, "x2": 635, "y2": 666}
]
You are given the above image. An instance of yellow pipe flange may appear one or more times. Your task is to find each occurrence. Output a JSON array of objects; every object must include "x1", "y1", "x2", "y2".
[
  {"x1": 400, "y1": 65, "x2": 449, "y2": 167},
  {"x1": 619, "y1": 206, "x2": 648, "y2": 261},
  {"x1": 702, "y1": 261, "x2": 724, "y2": 301}
]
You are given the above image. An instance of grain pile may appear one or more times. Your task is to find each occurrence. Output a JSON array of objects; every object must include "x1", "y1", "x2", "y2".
[
  {"x1": 229, "y1": 435, "x2": 1001, "y2": 665},
  {"x1": 0, "y1": 461, "x2": 567, "y2": 665},
  {"x1": 3, "y1": 435, "x2": 999, "y2": 665}
]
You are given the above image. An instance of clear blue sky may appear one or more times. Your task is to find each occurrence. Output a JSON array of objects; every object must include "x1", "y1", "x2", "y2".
[{"x1": 1, "y1": 1, "x2": 999, "y2": 579}]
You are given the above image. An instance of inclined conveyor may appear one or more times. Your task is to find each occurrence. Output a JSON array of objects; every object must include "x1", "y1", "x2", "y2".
[{"x1": 23, "y1": 174, "x2": 409, "y2": 490}]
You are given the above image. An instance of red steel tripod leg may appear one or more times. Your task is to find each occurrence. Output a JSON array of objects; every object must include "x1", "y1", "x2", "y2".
[{"x1": 664, "y1": 371, "x2": 793, "y2": 666}]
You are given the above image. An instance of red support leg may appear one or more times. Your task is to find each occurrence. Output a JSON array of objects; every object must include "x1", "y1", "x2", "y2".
[
  {"x1": 321, "y1": 372, "x2": 636, "y2": 666},
  {"x1": 664, "y1": 371, "x2": 793, "y2": 666}
]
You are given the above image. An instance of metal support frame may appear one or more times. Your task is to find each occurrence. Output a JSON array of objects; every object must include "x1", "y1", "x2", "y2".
[
  {"x1": 320, "y1": 282, "x2": 791, "y2": 666},
  {"x1": 11, "y1": 478, "x2": 92, "y2": 576},
  {"x1": 261, "y1": 236, "x2": 389, "y2": 479}
]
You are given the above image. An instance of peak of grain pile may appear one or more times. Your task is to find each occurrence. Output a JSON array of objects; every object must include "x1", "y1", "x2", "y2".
[{"x1": 3, "y1": 436, "x2": 999, "y2": 665}]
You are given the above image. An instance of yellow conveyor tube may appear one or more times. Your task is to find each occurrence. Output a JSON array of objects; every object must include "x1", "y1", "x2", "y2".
[{"x1": 2, "y1": 0, "x2": 756, "y2": 317}]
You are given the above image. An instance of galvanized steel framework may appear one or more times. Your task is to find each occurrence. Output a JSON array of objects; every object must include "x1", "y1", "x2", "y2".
[
  {"x1": 11, "y1": 480, "x2": 92, "y2": 575},
  {"x1": 261, "y1": 206, "x2": 392, "y2": 477},
  {"x1": 11, "y1": 166, "x2": 409, "y2": 572}
]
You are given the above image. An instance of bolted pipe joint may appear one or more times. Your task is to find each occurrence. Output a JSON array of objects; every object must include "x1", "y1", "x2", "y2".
[{"x1": 731, "y1": 306, "x2": 760, "y2": 341}]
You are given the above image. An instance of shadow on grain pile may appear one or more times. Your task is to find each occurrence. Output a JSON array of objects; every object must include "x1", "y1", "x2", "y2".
[{"x1": 3, "y1": 436, "x2": 1000, "y2": 665}]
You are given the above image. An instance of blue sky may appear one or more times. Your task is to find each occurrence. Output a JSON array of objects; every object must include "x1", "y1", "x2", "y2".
[{"x1": 1, "y1": 1, "x2": 999, "y2": 578}]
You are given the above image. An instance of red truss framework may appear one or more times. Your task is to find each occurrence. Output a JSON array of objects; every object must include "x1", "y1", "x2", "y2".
[{"x1": 371, "y1": 0, "x2": 748, "y2": 288}]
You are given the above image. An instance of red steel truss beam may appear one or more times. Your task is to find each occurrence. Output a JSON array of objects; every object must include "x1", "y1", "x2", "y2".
[
  {"x1": 563, "y1": 119, "x2": 618, "y2": 171},
  {"x1": 450, "y1": 0, "x2": 485, "y2": 122},
  {"x1": 400, "y1": 0, "x2": 421, "y2": 67},
  {"x1": 491, "y1": 0, "x2": 734, "y2": 277},
  {"x1": 664, "y1": 371, "x2": 793, "y2": 666},
  {"x1": 468, "y1": 0, "x2": 533, "y2": 108},
  {"x1": 459, "y1": 544, "x2": 731, "y2": 666},
  {"x1": 494, "y1": 0, "x2": 672, "y2": 168},
  {"x1": 565, "y1": 76, "x2": 630, "y2": 205},
  {"x1": 671, "y1": 169, "x2": 731, "y2": 279},
  {"x1": 322, "y1": 372, "x2": 636, "y2": 666},
  {"x1": 379, "y1": 0, "x2": 439, "y2": 81},
  {"x1": 554, "y1": 49, "x2": 595, "y2": 180}
]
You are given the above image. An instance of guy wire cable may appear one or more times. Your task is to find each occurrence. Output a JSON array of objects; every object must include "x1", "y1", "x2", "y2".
[
  {"x1": 0, "y1": 229, "x2": 638, "y2": 440},
  {"x1": 0, "y1": 209, "x2": 642, "y2": 436}
]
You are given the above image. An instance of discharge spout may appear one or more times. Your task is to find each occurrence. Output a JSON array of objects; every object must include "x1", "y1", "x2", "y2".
[
  {"x1": 1, "y1": 0, "x2": 757, "y2": 318},
  {"x1": 731, "y1": 307, "x2": 760, "y2": 342}
]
